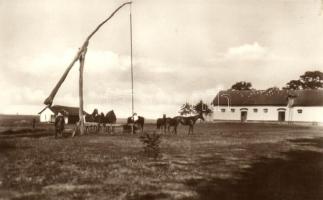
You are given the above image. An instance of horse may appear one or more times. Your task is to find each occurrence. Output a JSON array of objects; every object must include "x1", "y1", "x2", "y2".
[
  {"x1": 105, "y1": 110, "x2": 117, "y2": 133},
  {"x1": 54, "y1": 115, "x2": 65, "y2": 138},
  {"x1": 179, "y1": 113, "x2": 204, "y2": 134},
  {"x1": 127, "y1": 115, "x2": 145, "y2": 133},
  {"x1": 95, "y1": 112, "x2": 105, "y2": 132},
  {"x1": 156, "y1": 117, "x2": 170, "y2": 133},
  {"x1": 84, "y1": 108, "x2": 99, "y2": 133},
  {"x1": 166, "y1": 117, "x2": 181, "y2": 134}
]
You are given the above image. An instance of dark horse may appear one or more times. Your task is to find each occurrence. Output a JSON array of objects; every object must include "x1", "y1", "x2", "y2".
[
  {"x1": 54, "y1": 115, "x2": 65, "y2": 138},
  {"x1": 156, "y1": 117, "x2": 170, "y2": 133},
  {"x1": 104, "y1": 110, "x2": 117, "y2": 133},
  {"x1": 179, "y1": 113, "x2": 204, "y2": 134},
  {"x1": 127, "y1": 115, "x2": 145, "y2": 133},
  {"x1": 156, "y1": 117, "x2": 180, "y2": 134},
  {"x1": 166, "y1": 117, "x2": 181, "y2": 134},
  {"x1": 84, "y1": 108, "x2": 99, "y2": 132}
]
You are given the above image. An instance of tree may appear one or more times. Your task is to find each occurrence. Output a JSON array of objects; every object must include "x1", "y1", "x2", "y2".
[
  {"x1": 283, "y1": 80, "x2": 303, "y2": 90},
  {"x1": 231, "y1": 81, "x2": 252, "y2": 90},
  {"x1": 193, "y1": 100, "x2": 213, "y2": 116},
  {"x1": 300, "y1": 71, "x2": 323, "y2": 89},
  {"x1": 283, "y1": 71, "x2": 323, "y2": 90},
  {"x1": 179, "y1": 102, "x2": 194, "y2": 116}
]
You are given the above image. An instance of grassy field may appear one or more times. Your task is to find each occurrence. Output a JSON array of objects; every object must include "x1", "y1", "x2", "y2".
[{"x1": 0, "y1": 122, "x2": 323, "y2": 200}]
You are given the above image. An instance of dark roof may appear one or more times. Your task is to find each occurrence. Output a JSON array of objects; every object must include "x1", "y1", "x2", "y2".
[
  {"x1": 39, "y1": 105, "x2": 88, "y2": 116},
  {"x1": 212, "y1": 89, "x2": 323, "y2": 107}
]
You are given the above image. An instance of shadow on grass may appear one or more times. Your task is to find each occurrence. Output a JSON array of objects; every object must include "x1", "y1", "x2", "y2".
[
  {"x1": 186, "y1": 139, "x2": 323, "y2": 200},
  {"x1": 0, "y1": 139, "x2": 17, "y2": 150},
  {"x1": 288, "y1": 137, "x2": 323, "y2": 149}
]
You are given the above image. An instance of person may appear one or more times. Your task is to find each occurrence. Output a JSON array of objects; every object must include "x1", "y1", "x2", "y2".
[
  {"x1": 54, "y1": 112, "x2": 65, "y2": 138},
  {"x1": 133, "y1": 113, "x2": 139, "y2": 122},
  {"x1": 32, "y1": 118, "x2": 36, "y2": 129}
]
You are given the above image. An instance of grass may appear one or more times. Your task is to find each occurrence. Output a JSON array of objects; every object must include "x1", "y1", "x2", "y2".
[{"x1": 0, "y1": 123, "x2": 322, "y2": 200}]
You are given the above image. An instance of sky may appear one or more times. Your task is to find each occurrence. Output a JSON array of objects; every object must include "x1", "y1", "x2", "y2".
[{"x1": 0, "y1": 0, "x2": 323, "y2": 118}]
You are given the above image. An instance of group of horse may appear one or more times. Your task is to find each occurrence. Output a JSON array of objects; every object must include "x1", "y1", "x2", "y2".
[
  {"x1": 156, "y1": 113, "x2": 204, "y2": 134},
  {"x1": 54, "y1": 108, "x2": 145, "y2": 138},
  {"x1": 54, "y1": 108, "x2": 205, "y2": 138},
  {"x1": 84, "y1": 109, "x2": 117, "y2": 132}
]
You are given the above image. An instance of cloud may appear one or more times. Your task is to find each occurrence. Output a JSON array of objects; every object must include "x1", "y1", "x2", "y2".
[{"x1": 225, "y1": 42, "x2": 268, "y2": 60}]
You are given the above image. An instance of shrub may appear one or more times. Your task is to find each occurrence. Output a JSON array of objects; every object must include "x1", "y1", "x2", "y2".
[{"x1": 139, "y1": 132, "x2": 161, "y2": 158}]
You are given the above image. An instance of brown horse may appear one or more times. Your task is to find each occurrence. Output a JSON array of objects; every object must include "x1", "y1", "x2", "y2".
[
  {"x1": 105, "y1": 110, "x2": 117, "y2": 133},
  {"x1": 156, "y1": 117, "x2": 170, "y2": 133},
  {"x1": 166, "y1": 117, "x2": 181, "y2": 134},
  {"x1": 179, "y1": 113, "x2": 204, "y2": 134},
  {"x1": 84, "y1": 109, "x2": 99, "y2": 133}
]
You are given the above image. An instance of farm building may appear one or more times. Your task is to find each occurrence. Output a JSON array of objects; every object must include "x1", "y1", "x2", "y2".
[
  {"x1": 38, "y1": 105, "x2": 88, "y2": 124},
  {"x1": 211, "y1": 89, "x2": 323, "y2": 124}
]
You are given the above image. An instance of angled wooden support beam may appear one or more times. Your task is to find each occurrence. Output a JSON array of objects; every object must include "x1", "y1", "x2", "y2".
[{"x1": 44, "y1": 2, "x2": 132, "y2": 106}]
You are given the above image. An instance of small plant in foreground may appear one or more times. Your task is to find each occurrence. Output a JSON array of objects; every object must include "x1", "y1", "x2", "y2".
[{"x1": 139, "y1": 132, "x2": 161, "y2": 158}]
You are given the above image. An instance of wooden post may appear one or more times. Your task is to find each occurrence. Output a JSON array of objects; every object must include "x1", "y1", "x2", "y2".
[
  {"x1": 163, "y1": 114, "x2": 166, "y2": 133},
  {"x1": 129, "y1": 4, "x2": 135, "y2": 135},
  {"x1": 79, "y1": 46, "x2": 88, "y2": 135}
]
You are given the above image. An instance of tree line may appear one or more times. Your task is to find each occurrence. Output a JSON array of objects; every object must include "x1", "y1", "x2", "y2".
[{"x1": 230, "y1": 70, "x2": 323, "y2": 91}]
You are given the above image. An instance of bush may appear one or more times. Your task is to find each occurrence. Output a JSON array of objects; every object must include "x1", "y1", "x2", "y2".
[{"x1": 139, "y1": 132, "x2": 161, "y2": 158}]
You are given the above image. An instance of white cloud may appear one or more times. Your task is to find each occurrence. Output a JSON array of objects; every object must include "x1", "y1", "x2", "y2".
[{"x1": 225, "y1": 42, "x2": 268, "y2": 60}]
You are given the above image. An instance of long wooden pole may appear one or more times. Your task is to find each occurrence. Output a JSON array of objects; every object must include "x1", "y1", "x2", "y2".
[
  {"x1": 129, "y1": 4, "x2": 135, "y2": 134},
  {"x1": 79, "y1": 44, "x2": 88, "y2": 135},
  {"x1": 130, "y1": 3, "x2": 134, "y2": 116},
  {"x1": 44, "y1": 2, "x2": 132, "y2": 106}
]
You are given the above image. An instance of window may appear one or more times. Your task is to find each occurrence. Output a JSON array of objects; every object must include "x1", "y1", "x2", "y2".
[
  {"x1": 297, "y1": 109, "x2": 303, "y2": 114},
  {"x1": 263, "y1": 108, "x2": 268, "y2": 113},
  {"x1": 231, "y1": 108, "x2": 235, "y2": 112},
  {"x1": 253, "y1": 108, "x2": 258, "y2": 113},
  {"x1": 221, "y1": 108, "x2": 226, "y2": 113}
]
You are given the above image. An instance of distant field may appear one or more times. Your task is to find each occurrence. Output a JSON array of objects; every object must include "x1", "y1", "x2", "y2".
[
  {"x1": 0, "y1": 123, "x2": 322, "y2": 200},
  {"x1": 0, "y1": 114, "x2": 156, "y2": 138},
  {"x1": 0, "y1": 114, "x2": 156, "y2": 127},
  {"x1": 0, "y1": 114, "x2": 39, "y2": 127}
]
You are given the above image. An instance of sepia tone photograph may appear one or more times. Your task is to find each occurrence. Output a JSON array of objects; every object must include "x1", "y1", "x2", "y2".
[{"x1": 0, "y1": 0, "x2": 323, "y2": 199}]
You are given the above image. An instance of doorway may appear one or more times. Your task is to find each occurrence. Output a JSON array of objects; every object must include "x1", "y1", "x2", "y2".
[
  {"x1": 241, "y1": 111, "x2": 248, "y2": 122},
  {"x1": 278, "y1": 111, "x2": 285, "y2": 122}
]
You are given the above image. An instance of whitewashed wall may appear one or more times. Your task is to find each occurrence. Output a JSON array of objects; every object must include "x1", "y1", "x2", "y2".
[
  {"x1": 212, "y1": 106, "x2": 287, "y2": 121},
  {"x1": 212, "y1": 105, "x2": 323, "y2": 123},
  {"x1": 39, "y1": 109, "x2": 55, "y2": 123},
  {"x1": 291, "y1": 107, "x2": 323, "y2": 122}
]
